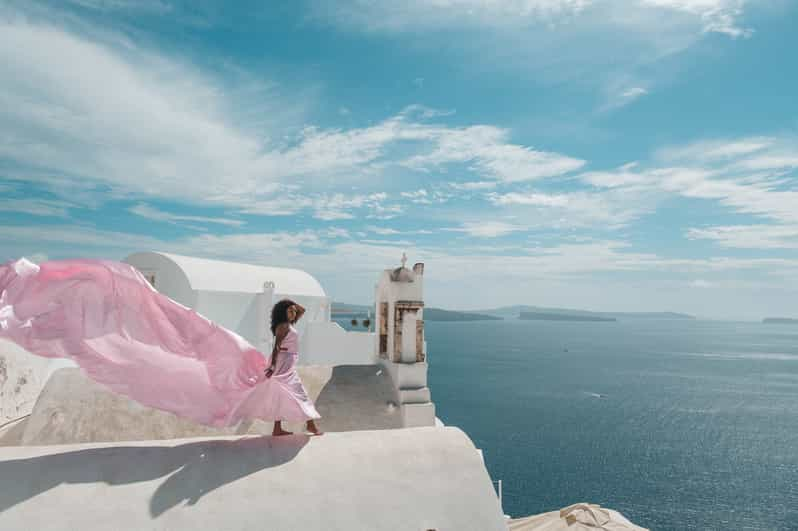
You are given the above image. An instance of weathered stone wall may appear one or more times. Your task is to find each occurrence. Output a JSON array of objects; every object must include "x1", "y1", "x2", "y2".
[
  {"x1": 7, "y1": 365, "x2": 401, "y2": 446},
  {"x1": 0, "y1": 340, "x2": 58, "y2": 426}
]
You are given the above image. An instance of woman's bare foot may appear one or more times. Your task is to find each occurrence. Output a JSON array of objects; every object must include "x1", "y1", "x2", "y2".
[
  {"x1": 272, "y1": 421, "x2": 293, "y2": 436},
  {"x1": 306, "y1": 420, "x2": 323, "y2": 436}
]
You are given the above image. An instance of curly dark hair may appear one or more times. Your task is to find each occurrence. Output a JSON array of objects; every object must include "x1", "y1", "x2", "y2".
[{"x1": 270, "y1": 299, "x2": 297, "y2": 336}]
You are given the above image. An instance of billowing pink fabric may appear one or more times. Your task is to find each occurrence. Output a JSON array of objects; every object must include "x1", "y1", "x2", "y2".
[{"x1": 0, "y1": 258, "x2": 320, "y2": 427}]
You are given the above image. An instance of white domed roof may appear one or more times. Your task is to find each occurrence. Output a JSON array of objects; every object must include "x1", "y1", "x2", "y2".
[{"x1": 125, "y1": 251, "x2": 326, "y2": 297}]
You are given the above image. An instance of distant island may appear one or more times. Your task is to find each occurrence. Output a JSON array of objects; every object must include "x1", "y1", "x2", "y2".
[
  {"x1": 520, "y1": 311, "x2": 616, "y2": 322},
  {"x1": 424, "y1": 308, "x2": 502, "y2": 322},
  {"x1": 331, "y1": 303, "x2": 502, "y2": 322},
  {"x1": 473, "y1": 305, "x2": 695, "y2": 321},
  {"x1": 763, "y1": 317, "x2": 798, "y2": 325}
]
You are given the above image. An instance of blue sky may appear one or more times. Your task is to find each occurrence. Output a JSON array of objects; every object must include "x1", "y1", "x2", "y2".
[{"x1": 1, "y1": 0, "x2": 797, "y2": 319}]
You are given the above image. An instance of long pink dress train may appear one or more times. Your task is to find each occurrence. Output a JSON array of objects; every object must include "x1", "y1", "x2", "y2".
[{"x1": 0, "y1": 257, "x2": 320, "y2": 427}]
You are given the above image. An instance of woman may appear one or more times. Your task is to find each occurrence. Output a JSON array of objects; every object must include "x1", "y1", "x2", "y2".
[
  {"x1": 260, "y1": 299, "x2": 322, "y2": 436},
  {"x1": 0, "y1": 257, "x2": 321, "y2": 435}
]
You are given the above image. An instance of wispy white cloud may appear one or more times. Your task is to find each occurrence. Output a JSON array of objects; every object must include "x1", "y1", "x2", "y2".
[
  {"x1": 586, "y1": 136, "x2": 798, "y2": 226},
  {"x1": 448, "y1": 181, "x2": 498, "y2": 191},
  {"x1": 365, "y1": 226, "x2": 434, "y2": 237},
  {"x1": 487, "y1": 188, "x2": 655, "y2": 228},
  {"x1": 272, "y1": 109, "x2": 584, "y2": 185},
  {"x1": 621, "y1": 87, "x2": 648, "y2": 99},
  {"x1": 240, "y1": 192, "x2": 402, "y2": 221},
  {"x1": 599, "y1": 85, "x2": 649, "y2": 112},
  {"x1": 400, "y1": 189, "x2": 431, "y2": 204},
  {"x1": 640, "y1": 0, "x2": 752, "y2": 38},
  {"x1": 324, "y1": 227, "x2": 351, "y2": 239},
  {"x1": 594, "y1": 67, "x2": 654, "y2": 113},
  {"x1": 0, "y1": 198, "x2": 76, "y2": 217},
  {"x1": 367, "y1": 226, "x2": 402, "y2": 236},
  {"x1": 313, "y1": 0, "x2": 592, "y2": 32},
  {"x1": 687, "y1": 225, "x2": 798, "y2": 250},
  {"x1": 655, "y1": 136, "x2": 779, "y2": 163},
  {"x1": 578, "y1": 136, "x2": 798, "y2": 250},
  {"x1": 320, "y1": 0, "x2": 752, "y2": 39},
  {"x1": 402, "y1": 124, "x2": 585, "y2": 182},
  {"x1": 129, "y1": 203, "x2": 245, "y2": 228},
  {"x1": 446, "y1": 221, "x2": 527, "y2": 238}
]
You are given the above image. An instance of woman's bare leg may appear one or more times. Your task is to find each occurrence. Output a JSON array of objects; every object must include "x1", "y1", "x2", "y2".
[{"x1": 272, "y1": 420, "x2": 292, "y2": 436}]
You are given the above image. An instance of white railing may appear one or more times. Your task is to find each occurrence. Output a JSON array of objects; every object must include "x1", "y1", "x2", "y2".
[{"x1": 493, "y1": 479, "x2": 503, "y2": 511}]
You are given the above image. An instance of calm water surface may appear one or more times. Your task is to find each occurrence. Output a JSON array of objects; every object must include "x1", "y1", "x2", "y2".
[{"x1": 425, "y1": 319, "x2": 798, "y2": 531}]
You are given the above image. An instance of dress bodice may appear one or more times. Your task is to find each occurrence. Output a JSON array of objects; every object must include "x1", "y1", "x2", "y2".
[{"x1": 280, "y1": 324, "x2": 299, "y2": 353}]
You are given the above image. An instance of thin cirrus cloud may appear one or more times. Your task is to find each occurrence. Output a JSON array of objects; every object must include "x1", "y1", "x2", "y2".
[
  {"x1": 311, "y1": 1, "x2": 755, "y2": 74},
  {"x1": 0, "y1": 199, "x2": 76, "y2": 218},
  {"x1": 652, "y1": 136, "x2": 798, "y2": 225},
  {"x1": 239, "y1": 192, "x2": 403, "y2": 221},
  {"x1": 687, "y1": 225, "x2": 798, "y2": 250},
  {"x1": 312, "y1": 0, "x2": 749, "y2": 37},
  {"x1": 580, "y1": 135, "x2": 798, "y2": 249},
  {"x1": 598, "y1": 86, "x2": 650, "y2": 112},
  {"x1": 311, "y1": 0, "x2": 592, "y2": 32},
  {"x1": 445, "y1": 221, "x2": 527, "y2": 238},
  {"x1": 129, "y1": 203, "x2": 245, "y2": 228},
  {"x1": 639, "y1": 0, "x2": 752, "y2": 38},
  {"x1": 486, "y1": 188, "x2": 656, "y2": 229}
]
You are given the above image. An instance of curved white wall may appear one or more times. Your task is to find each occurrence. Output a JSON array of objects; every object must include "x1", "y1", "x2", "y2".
[{"x1": 124, "y1": 252, "x2": 196, "y2": 309}]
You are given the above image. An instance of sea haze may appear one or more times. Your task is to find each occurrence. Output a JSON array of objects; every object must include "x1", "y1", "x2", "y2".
[{"x1": 425, "y1": 319, "x2": 798, "y2": 531}]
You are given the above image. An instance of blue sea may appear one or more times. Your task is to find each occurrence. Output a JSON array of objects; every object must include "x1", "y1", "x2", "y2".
[{"x1": 425, "y1": 319, "x2": 798, "y2": 531}]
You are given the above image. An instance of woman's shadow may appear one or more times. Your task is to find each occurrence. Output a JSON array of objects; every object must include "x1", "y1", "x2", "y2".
[{"x1": 0, "y1": 434, "x2": 309, "y2": 517}]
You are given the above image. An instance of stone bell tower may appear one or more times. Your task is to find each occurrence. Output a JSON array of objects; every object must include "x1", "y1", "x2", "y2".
[{"x1": 374, "y1": 254, "x2": 435, "y2": 427}]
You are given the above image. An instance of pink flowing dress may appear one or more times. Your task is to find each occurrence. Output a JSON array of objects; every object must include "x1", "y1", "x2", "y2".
[
  {"x1": 232, "y1": 325, "x2": 320, "y2": 422},
  {"x1": 0, "y1": 257, "x2": 320, "y2": 427}
]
